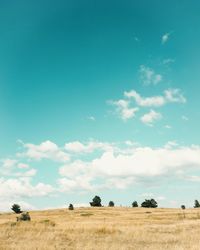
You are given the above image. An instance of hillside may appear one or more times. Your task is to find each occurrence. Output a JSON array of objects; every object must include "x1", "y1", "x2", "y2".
[{"x1": 0, "y1": 207, "x2": 200, "y2": 249}]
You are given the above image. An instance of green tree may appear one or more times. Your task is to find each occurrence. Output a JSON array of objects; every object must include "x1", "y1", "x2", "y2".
[
  {"x1": 132, "y1": 201, "x2": 138, "y2": 207},
  {"x1": 11, "y1": 204, "x2": 22, "y2": 214},
  {"x1": 108, "y1": 201, "x2": 114, "y2": 207},
  {"x1": 90, "y1": 196, "x2": 102, "y2": 207},
  {"x1": 181, "y1": 205, "x2": 186, "y2": 210},
  {"x1": 194, "y1": 200, "x2": 200, "y2": 208},
  {"x1": 68, "y1": 204, "x2": 74, "y2": 210},
  {"x1": 141, "y1": 199, "x2": 158, "y2": 208}
]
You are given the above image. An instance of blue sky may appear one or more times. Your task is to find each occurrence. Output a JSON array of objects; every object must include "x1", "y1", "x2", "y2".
[{"x1": 1, "y1": 0, "x2": 200, "y2": 211}]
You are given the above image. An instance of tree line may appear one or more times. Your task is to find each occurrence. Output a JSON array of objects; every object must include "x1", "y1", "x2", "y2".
[{"x1": 11, "y1": 197, "x2": 200, "y2": 214}]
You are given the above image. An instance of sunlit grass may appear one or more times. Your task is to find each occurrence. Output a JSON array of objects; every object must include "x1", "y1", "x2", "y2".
[{"x1": 0, "y1": 207, "x2": 200, "y2": 249}]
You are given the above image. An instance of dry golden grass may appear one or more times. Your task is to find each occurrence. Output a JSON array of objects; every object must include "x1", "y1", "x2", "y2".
[{"x1": 1, "y1": 207, "x2": 200, "y2": 250}]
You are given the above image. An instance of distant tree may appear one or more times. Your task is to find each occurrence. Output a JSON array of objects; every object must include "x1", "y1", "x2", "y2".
[
  {"x1": 141, "y1": 199, "x2": 158, "y2": 208},
  {"x1": 90, "y1": 196, "x2": 102, "y2": 207},
  {"x1": 132, "y1": 201, "x2": 138, "y2": 207},
  {"x1": 11, "y1": 204, "x2": 22, "y2": 214},
  {"x1": 181, "y1": 205, "x2": 186, "y2": 218},
  {"x1": 68, "y1": 204, "x2": 74, "y2": 210},
  {"x1": 194, "y1": 200, "x2": 200, "y2": 208},
  {"x1": 108, "y1": 201, "x2": 114, "y2": 207}
]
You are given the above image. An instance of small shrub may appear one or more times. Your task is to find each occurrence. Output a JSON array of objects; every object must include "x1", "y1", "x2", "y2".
[
  {"x1": 181, "y1": 205, "x2": 186, "y2": 210},
  {"x1": 132, "y1": 201, "x2": 138, "y2": 207},
  {"x1": 80, "y1": 212, "x2": 93, "y2": 217},
  {"x1": 16, "y1": 212, "x2": 31, "y2": 221},
  {"x1": 108, "y1": 201, "x2": 114, "y2": 207},
  {"x1": 11, "y1": 204, "x2": 22, "y2": 214},
  {"x1": 68, "y1": 204, "x2": 74, "y2": 210}
]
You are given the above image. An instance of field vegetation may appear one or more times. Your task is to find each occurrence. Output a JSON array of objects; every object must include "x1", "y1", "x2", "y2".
[{"x1": 1, "y1": 207, "x2": 200, "y2": 249}]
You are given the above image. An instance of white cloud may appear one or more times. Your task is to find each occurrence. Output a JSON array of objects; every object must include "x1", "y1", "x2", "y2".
[
  {"x1": 185, "y1": 175, "x2": 200, "y2": 182},
  {"x1": 0, "y1": 178, "x2": 54, "y2": 200},
  {"x1": 58, "y1": 176, "x2": 93, "y2": 192},
  {"x1": 58, "y1": 144, "x2": 200, "y2": 191},
  {"x1": 124, "y1": 90, "x2": 165, "y2": 107},
  {"x1": 140, "y1": 110, "x2": 162, "y2": 126},
  {"x1": 140, "y1": 65, "x2": 162, "y2": 85},
  {"x1": 15, "y1": 168, "x2": 37, "y2": 177},
  {"x1": 164, "y1": 89, "x2": 186, "y2": 103},
  {"x1": 19, "y1": 140, "x2": 70, "y2": 162},
  {"x1": 1, "y1": 158, "x2": 17, "y2": 168},
  {"x1": 162, "y1": 33, "x2": 170, "y2": 44},
  {"x1": 124, "y1": 88, "x2": 186, "y2": 107},
  {"x1": 65, "y1": 141, "x2": 113, "y2": 154},
  {"x1": 109, "y1": 99, "x2": 139, "y2": 120}
]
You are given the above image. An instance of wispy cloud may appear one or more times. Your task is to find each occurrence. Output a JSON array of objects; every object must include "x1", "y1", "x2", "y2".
[
  {"x1": 182, "y1": 115, "x2": 189, "y2": 121},
  {"x1": 140, "y1": 65, "x2": 162, "y2": 85},
  {"x1": 109, "y1": 99, "x2": 139, "y2": 121},
  {"x1": 87, "y1": 116, "x2": 95, "y2": 121},
  {"x1": 161, "y1": 32, "x2": 170, "y2": 44},
  {"x1": 163, "y1": 58, "x2": 175, "y2": 64}
]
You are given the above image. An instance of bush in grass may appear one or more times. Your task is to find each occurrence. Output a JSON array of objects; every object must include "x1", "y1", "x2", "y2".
[{"x1": 16, "y1": 212, "x2": 31, "y2": 221}]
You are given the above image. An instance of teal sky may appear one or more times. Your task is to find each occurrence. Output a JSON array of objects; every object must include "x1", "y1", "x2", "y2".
[{"x1": 1, "y1": 0, "x2": 200, "y2": 211}]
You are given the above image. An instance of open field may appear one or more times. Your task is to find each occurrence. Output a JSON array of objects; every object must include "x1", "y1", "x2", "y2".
[{"x1": 1, "y1": 207, "x2": 200, "y2": 250}]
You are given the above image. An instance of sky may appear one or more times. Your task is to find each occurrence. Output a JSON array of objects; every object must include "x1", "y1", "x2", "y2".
[{"x1": 1, "y1": 0, "x2": 200, "y2": 211}]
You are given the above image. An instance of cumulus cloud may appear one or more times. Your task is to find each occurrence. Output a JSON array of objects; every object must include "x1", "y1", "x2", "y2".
[
  {"x1": 19, "y1": 140, "x2": 70, "y2": 162},
  {"x1": 140, "y1": 65, "x2": 163, "y2": 85},
  {"x1": 58, "y1": 145, "x2": 200, "y2": 191},
  {"x1": 140, "y1": 110, "x2": 162, "y2": 126},
  {"x1": 0, "y1": 177, "x2": 54, "y2": 200},
  {"x1": 109, "y1": 99, "x2": 139, "y2": 120}
]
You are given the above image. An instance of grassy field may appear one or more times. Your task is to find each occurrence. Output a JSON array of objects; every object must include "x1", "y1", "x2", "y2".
[{"x1": 1, "y1": 207, "x2": 200, "y2": 250}]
